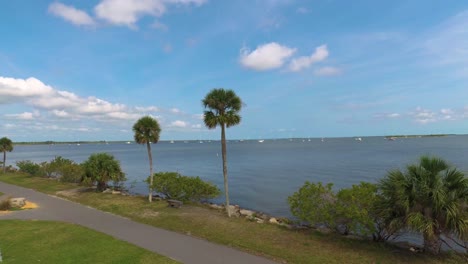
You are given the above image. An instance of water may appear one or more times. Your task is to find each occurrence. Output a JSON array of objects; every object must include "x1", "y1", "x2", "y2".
[{"x1": 7, "y1": 135, "x2": 468, "y2": 218}]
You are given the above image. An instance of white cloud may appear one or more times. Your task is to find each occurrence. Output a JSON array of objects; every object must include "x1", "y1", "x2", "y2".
[
  {"x1": 411, "y1": 107, "x2": 437, "y2": 124},
  {"x1": 387, "y1": 113, "x2": 400, "y2": 118},
  {"x1": 288, "y1": 45, "x2": 328, "y2": 72},
  {"x1": 51, "y1": 110, "x2": 70, "y2": 118},
  {"x1": 5, "y1": 111, "x2": 40, "y2": 120},
  {"x1": 240, "y1": 42, "x2": 296, "y2": 71},
  {"x1": 191, "y1": 124, "x2": 202, "y2": 129},
  {"x1": 170, "y1": 120, "x2": 188, "y2": 128},
  {"x1": 48, "y1": 2, "x2": 95, "y2": 26},
  {"x1": 0, "y1": 77, "x2": 54, "y2": 103},
  {"x1": 440, "y1": 108, "x2": 454, "y2": 115},
  {"x1": 135, "y1": 106, "x2": 159, "y2": 112},
  {"x1": 193, "y1": 113, "x2": 204, "y2": 120},
  {"x1": 170, "y1": 108, "x2": 181, "y2": 114},
  {"x1": 94, "y1": 0, "x2": 206, "y2": 28},
  {"x1": 314, "y1": 66, "x2": 342, "y2": 76}
]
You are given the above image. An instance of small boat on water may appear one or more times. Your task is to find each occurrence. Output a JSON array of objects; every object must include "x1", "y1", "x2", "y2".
[
  {"x1": 126, "y1": 141, "x2": 131, "y2": 144},
  {"x1": 321, "y1": 138, "x2": 324, "y2": 142},
  {"x1": 386, "y1": 137, "x2": 396, "y2": 141},
  {"x1": 170, "y1": 140, "x2": 175, "y2": 143},
  {"x1": 355, "y1": 137, "x2": 362, "y2": 141},
  {"x1": 258, "y1": 140, "x2": 265, "y2": 143}
]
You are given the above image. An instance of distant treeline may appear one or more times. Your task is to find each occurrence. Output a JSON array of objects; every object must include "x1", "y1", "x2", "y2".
[
  {"x1": 14, "y1": 141, "x2": 126, "y2": 145},
  {"x1": 385, "y1": 134, "x2": 455, "y2": 138}
]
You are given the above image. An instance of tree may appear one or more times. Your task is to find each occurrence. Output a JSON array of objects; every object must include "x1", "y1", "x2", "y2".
[
  {"x1": 82, "y1": 153, "x2": 126, "y2": 192},
  {"x1": 378, "y1": 156, "x2": 468, "y2": 254},
  {"x1": 0, "y1": 137, "x2": 13, "y2": 173},
  {"x1": 133, "y1": 116, "x2": 161, "y2": 202},
  {"x1": 202, "y1": 88, "x2": 242, "y2": 217}
]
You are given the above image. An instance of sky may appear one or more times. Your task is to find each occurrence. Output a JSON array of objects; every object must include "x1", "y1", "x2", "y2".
[{"x1": 1, "y1": 0, "x2": 468, "y2": 141}]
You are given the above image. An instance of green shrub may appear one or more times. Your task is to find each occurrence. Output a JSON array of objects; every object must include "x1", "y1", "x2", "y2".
[
  {"x1": 16, "y1": 160, "x2": 41, "y2": 176},
  {"x1": 82, "y1": 153, "x2": 126, "y2": 191},
  {"x1": 58, "y1": 163, "x2": 84, "y2": 183},
  {"x1": 288, "y1": 181, "x2": 392, "y2": 239},
  {"x1": 147, "y1": 172, "x2": 220, "y2": 202},
  {"x1": 41, "y1": 156, "x2": 76, "y2": 179}
]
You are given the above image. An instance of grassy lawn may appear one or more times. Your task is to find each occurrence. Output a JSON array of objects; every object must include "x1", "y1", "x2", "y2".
[
  {"x1": 0, "y1": 220, "x2": 178, "y2": 264},
  {"x1": 0, "y1": 173, "x2": 77, "y2": 194},
  {"x1": 0, "y1": 173, "x2": 465, "y2": 264}
]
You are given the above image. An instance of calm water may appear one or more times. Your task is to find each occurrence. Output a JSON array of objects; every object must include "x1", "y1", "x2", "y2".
[{"x1": 7, "y1": 135, "x2": 468, "y2": 217}]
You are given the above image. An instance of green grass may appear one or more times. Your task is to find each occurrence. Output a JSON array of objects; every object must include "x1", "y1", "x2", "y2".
[
  {"x1": 0, "y1": 191, "x2": 3, "y2": 196},
  {"x1": 0, "y1": 173, "x2": 465, "y2": 264},
  {"x1": 0, "y1": 173, "x2": 77, "y2": 194},
  {"x1": 0, "y1": 220, "x2": 178, "y2": 264}
]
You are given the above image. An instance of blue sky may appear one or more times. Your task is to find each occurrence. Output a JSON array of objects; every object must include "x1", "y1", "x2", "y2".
[{"x1": 1, "y1": 0, "x2": 468, "y2": 141}]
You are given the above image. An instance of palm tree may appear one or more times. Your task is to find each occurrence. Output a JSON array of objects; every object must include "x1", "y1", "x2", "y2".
[
  {"x1": 202, "y1": 88, "x2": 242, "y2": 217},
  {"x1": 133, "y1": 116, "x2": 161, "y2": 202},
  {"x1": 378, "y1": 156, "x2": 468, "y2": 254},
  {"x1": 0, "y1": 137, "x2": 13, "y2": 173}
]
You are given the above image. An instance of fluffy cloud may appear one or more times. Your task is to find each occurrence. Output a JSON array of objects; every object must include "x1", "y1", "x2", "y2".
[
  {"x1": 5, "y1": 111, "x2": 40, "y2": 120},
  {"x1": 0, "y1": 76, "x2": 206, "y2": 138},
  {"x1": 48, "y1": 2, "x2": 95, "y2": 26},
  {"x1": 240, "y1": 42, "x2": 296, "y2": 71},
  {"x1": 314, "y1": 66, "x2": 342, "y2": 76},
  {"x1": 0, "y1": 77, "x2": 54, "y2": 103},
  {"x1": 95, "y1": 0, "x2": 206, "y2": 27},
  {"x1": 411, "y1": 107, "x2": 437, "y2": 124},
  {"x1": 288, "y1": 45, "x2": 328, "y2": 72},
  {"x1": 170, "y1": 120, "x2": 188, "y2": 128}
]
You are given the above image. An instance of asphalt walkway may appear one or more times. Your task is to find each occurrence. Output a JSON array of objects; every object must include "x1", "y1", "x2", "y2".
[{"x1": 0, "y1": 182, "x2": 277, "y2": 264}]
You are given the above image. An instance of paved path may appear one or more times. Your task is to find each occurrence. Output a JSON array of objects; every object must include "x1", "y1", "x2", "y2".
[{"x1": 0, "y1": 182, "x2": 277, "y2": 264}]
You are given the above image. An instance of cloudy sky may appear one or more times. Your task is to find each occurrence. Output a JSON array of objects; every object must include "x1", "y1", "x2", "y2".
[{"x1": 1, "y1": 0, "x2": 468, "y2": 141}]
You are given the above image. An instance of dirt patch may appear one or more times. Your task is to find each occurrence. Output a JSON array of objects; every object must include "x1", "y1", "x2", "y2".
[
  {"x1": 22, "y1": 201, "x2": 38, "y2": 209},
  {"x1": 141, "y1": 209, "x2": 160, "y2": 218},
  {"x1": 56, "y1": 187, "x2": 93, "y2": 198}
]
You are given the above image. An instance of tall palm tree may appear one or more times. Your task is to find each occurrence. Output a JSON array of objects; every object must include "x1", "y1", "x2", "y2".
[
  {"x1": 378, "y1": 156, "x2": 468, "y2": 254},
  {"x1": 0, "y1": 137, "x2": 13, "y2": 173},
  {"x1": 202, "y1": 88, "x2": 242, "y2": 217},
  {"x1": 133, "y1": 116, "x2": 161, "y2": 202}
]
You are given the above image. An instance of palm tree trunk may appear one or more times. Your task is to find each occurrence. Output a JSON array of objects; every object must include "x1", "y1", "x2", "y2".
[
  {"x1": 147, "y1": 142, "x2": 153, "y2": 202},
  {"x1": 221, "y1": 124, "x2": 231, "y2": 217},
  {"x1": 423, "y1": 232, "x2": 442, "y2": 254},
  {"x1": 2, "y1": 151, "x2": 5, "y2": 173}
]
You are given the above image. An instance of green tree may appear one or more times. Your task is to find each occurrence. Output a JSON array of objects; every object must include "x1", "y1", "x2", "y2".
[
  {"x1": 82, "y1": 153, "x2": 126, "y2": 192},
  {"x1": 133, "y1": 116, "x2": 161, "y2": 202},
  {"x1": 378, "y1": 156, "x2": 468, "y2": 254},
  {"x1": 288, "y1": 181, "x2": 336, "y2": 228},
  {"x1": 202, "y1": 88, "x2": 242, "y2": 217},
  {"x1": 0, "y1": 137, "x2": 13, "y2": 173}
]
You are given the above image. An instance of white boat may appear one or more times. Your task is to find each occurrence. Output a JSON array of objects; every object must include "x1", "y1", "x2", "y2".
[
  {"x1": 355, "y1": 137, "x2": 362, "y2": 141},
  {"x1": 321, "y1": 138, "x2": 324, "y2": 142},
  {"x1": 170, "y1": 140, "x2": 174, "y2": 143},
  {"x1": 258, "y1": 140, "x2": 264, "y2": 143},
  {"x1": 126, "y1": 141, "x2": 131, "y2": 144}
]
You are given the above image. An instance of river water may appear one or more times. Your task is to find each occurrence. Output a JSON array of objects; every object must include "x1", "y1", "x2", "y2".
[{"x1": 8, "y1": 135, "x2": 468, "y2": 218}]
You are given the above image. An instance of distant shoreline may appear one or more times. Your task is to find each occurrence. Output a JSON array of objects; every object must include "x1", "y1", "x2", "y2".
[
  {"x1": 12, "y1": 134, "x2": 461, "y2": 145},
  {"x1": 384, "y1": 134, "x2": 454, "y2": 138}
]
